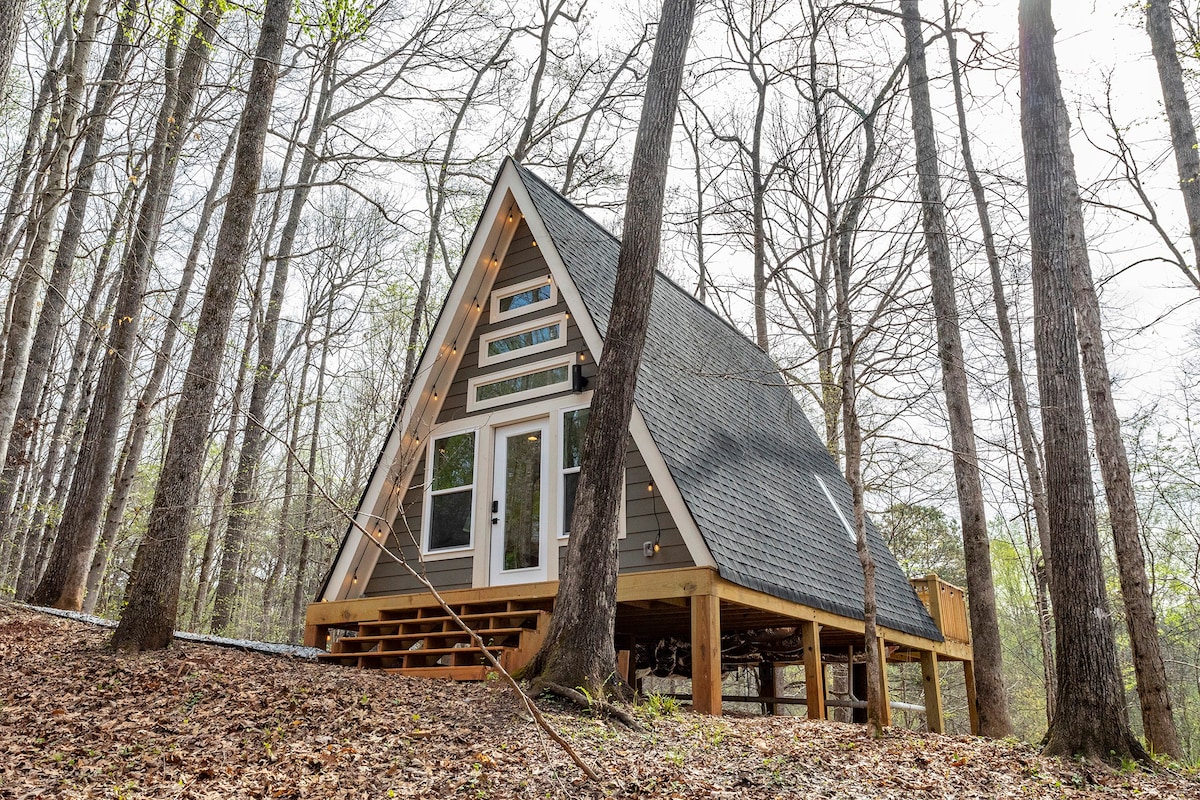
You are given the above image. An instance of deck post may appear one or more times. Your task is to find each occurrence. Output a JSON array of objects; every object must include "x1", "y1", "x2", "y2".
[
  {"x1": 303, "y1": 623, "x2": 329, "y2": 649},
  {"x1": 757, "y1": 661, "x2": 778, "y2": 715},
  {"x1": 800, "y1": 620, "x2": 825, "y2": 720},
  {"x1": 920, "y1": 650, "x2": 944, "y2": 733},
  {"x1": 876, "y1": 636, "x2": 892, "y2": 728},
  {"x1": 690, "y1": 592, "x2": 722, "y2": 715},
  {"x1": 924, "y1": 573, "x2": 944, "y2": 634},
  {"x1": 963, "y1": 659, "x2": 980, "y2": 735}
]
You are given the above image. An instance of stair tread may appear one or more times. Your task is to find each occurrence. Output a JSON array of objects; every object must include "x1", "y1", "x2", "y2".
[
  {"x1": 361, "y1": 610, "x2": 547, "y2": 628},
  {"x1": 318, "y1": 644, "x2": 514, "y2": 660},
  {"x1": 335, "y1": 627, "x2": 527, "y2": 644}
]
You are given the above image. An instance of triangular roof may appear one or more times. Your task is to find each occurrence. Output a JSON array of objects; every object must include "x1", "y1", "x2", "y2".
[{"x1": 321, "y1": 158, "x2": 942, "y2": 644}]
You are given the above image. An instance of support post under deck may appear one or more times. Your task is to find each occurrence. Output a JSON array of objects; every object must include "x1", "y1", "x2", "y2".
[
  {"x1": 801, "y1": 620, "x2": 825, "y2": 720},
  {"x1": 690, "y1": 592, "x2": 722, "y2": 715},
  {"x1": 920, "y1": 650, "x2": 945, "y2": 733}
]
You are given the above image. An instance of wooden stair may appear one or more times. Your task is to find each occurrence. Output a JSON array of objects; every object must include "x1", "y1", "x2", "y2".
[{"x1": 317, "y1": 599, "x2": 550, "y2": 680}]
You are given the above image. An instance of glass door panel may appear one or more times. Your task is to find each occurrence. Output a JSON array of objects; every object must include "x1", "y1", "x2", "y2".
[{"x1": 491, "y1": 421, "x2": 548, "y2": 584}]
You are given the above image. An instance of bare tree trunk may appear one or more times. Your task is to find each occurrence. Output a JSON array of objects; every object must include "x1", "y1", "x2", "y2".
[
  {"x1": 943, "y1": 0, "x2": 1056, "y2": 723},
  {"x1": 0, "y1": 0, "x2": 139, "y2": 520},
  {"x1": 289, "y1": 309, "x2": 332, "y2": 639},
  {"x1": 112, "y1": 0, "x2": 289, "y2": 651},
  {"x1": 0, "y1": 0, "x2": 107, "y2": 473},
  {"x1": 209, "y1": 50, "x2": 337, "y2": 634},
  {"x1": 0, "y1": 0, "x2": 24, "y2": 98},
  {"x1": 190, "y1": 306, "x2": 259, "y2": 629},
  {"x1": 523, "y1": 0, "x2": 696, "y2": 696},
  {"x1": 1057, "y1": 102, "x2": 1184, "y2": 761},
  {"x1": 30, "y1": 0, "x2": 222, "y2": 610},
  {"x1": 901, "y1": 0, "x2": 1013, "y2": 738},
  {"x1": 829, "y1": 62, "x2": 888, "y2": 740},
  {"x1": 0, "y1": 17, "x2": 70, "y2": 263},
  {"x1": 17, "y1": 264, "x2": 119, "y2": 598},
  {"x1": 1018, "y1": 0, "x2": 1147, "y2": 763},
  {"x1": 259, "y1": 351, "x2": 309, "y2": 639},
  {"x1": 81, "y1": 130, "x2": 236, "y2": 614},
  {"x1": 1147, "y1": 0, "x2": 1200, "y2": 287}
]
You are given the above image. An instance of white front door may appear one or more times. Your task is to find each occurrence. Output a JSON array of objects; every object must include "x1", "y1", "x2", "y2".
[{"x1": 490, "y1": 420, "x2": 549, "y2": 585}]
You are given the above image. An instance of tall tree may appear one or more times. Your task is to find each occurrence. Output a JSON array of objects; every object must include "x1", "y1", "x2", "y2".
[
  {"x1": 1058, "y1": 104, "x2": 1184, "y2": 759},
  {"x1": 942, "y1": 0, "x2": 1056, "y2": 723},
  {"x1": 1147, "y1": 0, "x2": 1200, "y2": 288},
  {"x1": 522, "y1": 0, "x2": 697, "y2": 695},
  {"x1": 900, "y1": 0, "x2": 1013, "y2": 738},
  {"x1": 1018, "y1": 0, "x2": 1147, "y2": 762},
  {"x1": 112, "y1": 0, "x2": 291, "y2": 651}
]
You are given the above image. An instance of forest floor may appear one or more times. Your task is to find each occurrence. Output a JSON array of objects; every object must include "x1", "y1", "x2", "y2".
[{"x1": 1, "y1": 603, "x2": 1197, "y2": 800}]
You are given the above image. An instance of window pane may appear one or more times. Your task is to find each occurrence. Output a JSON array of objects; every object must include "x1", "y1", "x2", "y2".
[
  {"x1": 475, "y1": 366, "x2": 568, "y2": 402},
  {"x1": 562, "y1": 470, "x2": 579, "y2": 534},
  {"x1": 429, "y1": 489, "x2": 472, "y2": 549},
  {"x1": 487, "y1": 322, "x2": 561, "y2": 357},
  {"x1": 499, "y1": 283, "x2": 551, "y2": 313},
  {"x1": 562, "y1": 408, "x2": 588, "y2": 468},
  {"x1": 432, "y1": 432, "x2": 475, "y2": 491},
  {"x1": 503, "y1": 431, "x2": 542, "y2": 570}
]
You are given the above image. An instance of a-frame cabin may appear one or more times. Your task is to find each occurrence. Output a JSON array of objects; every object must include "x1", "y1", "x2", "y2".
[{"x1": 306, "y1": 159, "x2": 975, "y2": 730}]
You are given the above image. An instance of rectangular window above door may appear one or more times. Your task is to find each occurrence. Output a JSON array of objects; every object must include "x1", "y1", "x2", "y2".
[
  {"x1": 478, "y1": 313, "x2": 568, "y2": 367},
  {"x1": 490, "y1": 276, "x2": 557, "y2": 323}
]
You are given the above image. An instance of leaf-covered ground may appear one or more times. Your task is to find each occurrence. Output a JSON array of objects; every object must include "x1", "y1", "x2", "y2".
[{"x1": 1, "y1": 603, "x2": 1196, "y2": 799}]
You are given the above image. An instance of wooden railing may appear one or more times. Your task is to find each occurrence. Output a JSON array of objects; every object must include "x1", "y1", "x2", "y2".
[{"x1": 910, "y1": 574, "x2": 970, "y2": 645}]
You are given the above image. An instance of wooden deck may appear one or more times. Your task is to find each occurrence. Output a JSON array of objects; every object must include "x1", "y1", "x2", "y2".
[{"x1": 306, "y1": 567, "x2": 974, "y2": 732}]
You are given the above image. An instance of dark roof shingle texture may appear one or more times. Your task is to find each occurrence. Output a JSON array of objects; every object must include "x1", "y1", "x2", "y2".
[{"x1": 516, "y1": 162, "x2": 942, "y2": 642}]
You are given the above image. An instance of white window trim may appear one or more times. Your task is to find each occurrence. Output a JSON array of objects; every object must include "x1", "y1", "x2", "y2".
[
  {"x1": 478, "y1": 312, "x2": 568, "y2": 368},
  {"x1": 490, "y1": 275, "x2": 557, "y2": 323},
  {"x1": 421, "y1": 429, "x2": 479, "y2": 559},
  {"x1": 467, "y1": 352, "x2": 575, "y2": 413},
  {"x1": 556, "y1": 403, "x2": 626, "y2": 541}
]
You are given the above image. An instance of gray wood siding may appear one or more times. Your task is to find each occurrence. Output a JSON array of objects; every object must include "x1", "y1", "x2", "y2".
[
  {"x1": 558, "y1": 440, "x2": 692, "y2": 573},
  {"x1": 362, "y1": 452, "x2": 474, "y2": 596},
  {"x1": 437, "y1": 221, "x2": 594, "y2": 425}
]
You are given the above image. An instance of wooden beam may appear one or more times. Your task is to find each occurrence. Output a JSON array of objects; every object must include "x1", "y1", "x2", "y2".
[
  {"x1": 963, "y1": 659, "x2": 980, "y2": 735},
  {"x1": 713, "y1": 577, "x2": 972, "y2": 661},
  {"x1": 690, "y1": 592, "x2": 722, "y2": 715},
  {"x1": 920, "y1": 650, "x2": 945, "y2": 734},
  {"x1": 800, "y1": 620, "x2": 825, "y2": 720},
  {"x1": 873, "y1": 633, "x2": 892, "y2": 729}
]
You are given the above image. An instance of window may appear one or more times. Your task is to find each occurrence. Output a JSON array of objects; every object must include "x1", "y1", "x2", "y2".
[
  {"x1": 425, "y1": 431, "x2": 476, "y2": 552},
  {"x1": 466, "y1": 354, "x2": 575, "y2": 412},
  {"x1": 478, "y1": 313, "x2": 568, "y2": 367},
  {"x1": 560, "y1": 408, "x2": 589, "y2": 536},
  {"x1": 490, "y1": 276, "x2": 557, "y2": 322}
]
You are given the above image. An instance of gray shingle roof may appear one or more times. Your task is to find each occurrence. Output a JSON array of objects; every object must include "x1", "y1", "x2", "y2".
[{"x1": 515, "y1": 162, "x2": 943, "y2": 643}]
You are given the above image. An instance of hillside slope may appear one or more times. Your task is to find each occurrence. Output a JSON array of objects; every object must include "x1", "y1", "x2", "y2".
[{"x1": 0, "y1": 603, "x2": 1194, "y2": 799}]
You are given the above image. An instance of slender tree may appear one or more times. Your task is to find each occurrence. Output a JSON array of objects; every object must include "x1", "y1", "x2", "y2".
[
  {"x1": 113, "y1": 0, "x2": 291, "y2": 650},
  {"x1": 1018, "y1": 0, "x2": 1147, "y2": 762},
  {"x1": 942, "y1": 0, "x2": 1057, "y2": 722},
  {"x1": 1147, "y1": 0, "x2": 1200, "y2": 288},
  {"x1": 1058, "y1": 104, "x2": 1184, "y2": 760},
  {"x1": 900, "y1": 0, "x2": 1013, "y2": 738},
  {"x1": 523, "y1": 0, "x2": 697, "y2": 695}
]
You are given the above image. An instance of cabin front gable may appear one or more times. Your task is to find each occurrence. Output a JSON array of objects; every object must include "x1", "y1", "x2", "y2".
[{"x1": 325, "y1": 162, "x2": 710, "y2": 604}]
